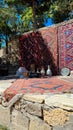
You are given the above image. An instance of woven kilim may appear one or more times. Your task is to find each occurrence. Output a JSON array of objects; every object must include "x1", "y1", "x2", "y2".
[
  {"x1": 19, "y1": 27, "x2": 58, "y2": 75},
  {"x1": 58, "y1": 23, "x2": 73, "y2": 70},
  {"x1": 4, "y1": 77, "x2": 73, "y2": 101},
  {"x1": 39, "y1": 27, "x2": 57, "y2": 66}
]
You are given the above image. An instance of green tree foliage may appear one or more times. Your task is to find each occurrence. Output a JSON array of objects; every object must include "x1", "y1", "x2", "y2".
[
  {"x1": 5, "y1": 0, "x2": 52, "y2": 30},
  {"x1": 21, "y1": 7, "x2": 33, "y2": 31},
  {"x1": 48, "y1": 0, "x2": 73, "y2": 23},
  {"x1": 0, "y1": 5, "x2": 16, "y2": 53},
  {"x1": 0, "y1": 4, "x2": 16, "y2": 30},
  {"x1": 0, "y1": 5, "x2": 23, "y2": 34},
  {"x1": 4, "y1": 0, "x2": 73, "y2": 30},
  {"x1": 1, "y1": 0, "x2": 72, "y2": 55},
  {"x1": 0, "y1": 2, "x2": 24, "y2": 53}
]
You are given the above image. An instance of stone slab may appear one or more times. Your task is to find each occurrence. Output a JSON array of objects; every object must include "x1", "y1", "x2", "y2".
[
  {"x1": 20, "y1": 100, "x2": 42, "y2": 117},
  {"x1": 0, "y1": 105, "x2": 10, "y2": 127},
  {"x1": 63, "y1": 123, "x2": 73, "y2": 130},
  {"x1": 12, "y1": 109, "x2": 29, "y2": 130},
  {"x1": 29, "y1": 117, "x2": 51, "y2": 130},
  {"x1": 45, "y1": 94, "x2": 73, "y2": 110},
  {"x1": 23, "y1": 94, "x2": 48, "y2": 103}
]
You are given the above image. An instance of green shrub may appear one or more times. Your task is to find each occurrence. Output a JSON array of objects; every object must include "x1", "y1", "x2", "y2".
[{"x1": 0, "y1": 125, "x2": 9, "y2": 130}]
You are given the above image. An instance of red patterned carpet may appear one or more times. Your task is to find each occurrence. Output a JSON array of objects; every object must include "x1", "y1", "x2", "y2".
[
  {"x1": 58, "y1": 23, "x2": 73, "y2": 70},
  {"x1": 4, "y1": 76, "x2": 73, "y2": 101},
  {"x1": 19, "y1": 27, "x2": 58, "y2": 75}
]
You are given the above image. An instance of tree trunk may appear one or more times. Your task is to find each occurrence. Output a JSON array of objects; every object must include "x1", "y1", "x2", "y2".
[
  {"x1": 6, "y1": 34, "x2": 8, "y2": 54},
  {"x1": 32, "y1": 0, "x2": 37, "y2": 30}
]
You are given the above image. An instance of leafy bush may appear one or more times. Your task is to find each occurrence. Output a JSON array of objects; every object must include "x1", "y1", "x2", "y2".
[{"x1": 0, "y1": 125, "x2": 9, "y2": 130}]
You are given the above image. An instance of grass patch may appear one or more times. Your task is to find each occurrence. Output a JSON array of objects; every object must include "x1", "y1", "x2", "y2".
[{"x1": 0, "y1": 125, "x2": 8, "y2": 130}]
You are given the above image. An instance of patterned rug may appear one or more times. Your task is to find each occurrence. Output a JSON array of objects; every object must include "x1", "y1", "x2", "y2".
[
  {"x1": 19, "y1": 26, "x2": 58, "y2": 75},
  {"x1": 4, "y1": 77, "x2": 73, "y2": 101},
  {"x1": 58, "y1": 23, "x2": 73, "y2": 70}
]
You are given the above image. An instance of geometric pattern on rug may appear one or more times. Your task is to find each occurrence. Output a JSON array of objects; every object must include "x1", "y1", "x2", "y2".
[
  {"x1": 4, "y1": 77, "x2": 73, "y2": 101},
  {"x1": 39, "y1": 27, "x2": 58, "y2": 66},
  {"x1": 19, "y1": 27, "x2": 58, "y2": 75},
  {"x1": 58, "y1": 23, "x2": 73, "y2": 70}
]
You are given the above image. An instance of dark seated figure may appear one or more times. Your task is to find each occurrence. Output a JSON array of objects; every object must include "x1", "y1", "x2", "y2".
[{"x1": 0, "y1": 59, "x2": 8, "y2": 76}]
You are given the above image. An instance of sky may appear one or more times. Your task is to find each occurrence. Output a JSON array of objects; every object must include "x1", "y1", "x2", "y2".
[{"x1": 44, "y1": 18, "x2": 54, "y2": 26}]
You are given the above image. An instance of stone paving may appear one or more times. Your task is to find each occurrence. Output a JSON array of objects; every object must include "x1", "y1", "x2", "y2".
[{"x1": 0, "y1": 77, "x2": 16, "y2": 93}]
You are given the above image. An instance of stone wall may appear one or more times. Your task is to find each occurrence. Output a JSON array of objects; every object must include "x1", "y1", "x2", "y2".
[{"x1": 0, "y1": 93, "x2": 73, "y2": 130}]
